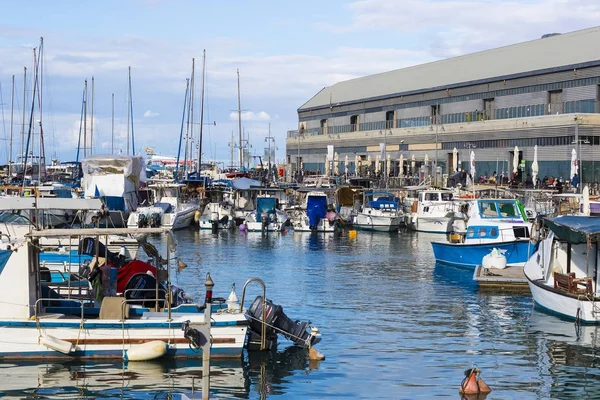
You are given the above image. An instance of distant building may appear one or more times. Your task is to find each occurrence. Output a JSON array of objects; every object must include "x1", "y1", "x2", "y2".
[{"x1": 286, "y1": 26, "x2": 600, "y2": 184}]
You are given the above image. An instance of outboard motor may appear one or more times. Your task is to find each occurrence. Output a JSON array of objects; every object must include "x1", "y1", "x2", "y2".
[
  {"x1": 211, "y1": 211, "x2": 219, "y2": 233},
  {"x1": 246, "y1": 296, "x2": 321, "y2": 350},
  {"x1": 261, "y1": 212, "x2": 269, "y2": 232},
  {"x1": 150, "y1": 212, "x2": 162, "y2": 227},
  {"x1": 124, "y1": 273, "x2": 166, "y2": 308},
  {"x1": 137, "y1": 213, "x2": 149, "y2": 228}
]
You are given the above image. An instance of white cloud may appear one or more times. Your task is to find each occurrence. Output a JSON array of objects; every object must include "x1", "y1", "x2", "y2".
[
  {"x1": 229, "y1": 111, "x2": 271, "y2": 121},
  {"x1": 143, "y1": 110, "x2": 160, "y2": 118}
]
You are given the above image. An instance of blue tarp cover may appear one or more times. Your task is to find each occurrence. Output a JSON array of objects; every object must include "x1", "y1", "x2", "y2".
[
  {"x1": 256, "y1": 197, "x2": 276, "y2": 220},
  {"x1": 545, "y1": 215, "x2": 600, "y2": 244},
  {"x1": 307, "y1": 195, "x2": 328, "y2": 227}
]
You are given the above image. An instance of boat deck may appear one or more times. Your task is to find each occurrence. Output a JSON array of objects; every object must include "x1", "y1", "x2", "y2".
[{"x1": 473, "y1": 265, "x2": 530, "y2": 293}]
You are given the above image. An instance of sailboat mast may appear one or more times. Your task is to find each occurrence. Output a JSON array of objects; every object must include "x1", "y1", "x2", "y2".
[
  {"x1": 189, "y1": 58, "x2": 195, "y2": 176},
  {"x1": 38, "y1": 38, "x2": 46, "y2": 179},
  {"x1": 237, "y1": 69, "x2": 242, "y2": 168},
  {"x1": 127, "y1": 67, "x2": 130, "y2": 155},
  {"x1": 90, "y1": 76, "x2": 94, "y2": 156},
  {"x1": 20, "y1": 67, "x2": 26, "y2": 172},
  {"x1": 9, "y1": 75, "x2": 14, "y2": 178},
  {"x1": 111, "y1": 93, "x2": 114, "y2": 155},
  {"x1": 197, "y1": 50, "x2": 206, "y2": 175},
  {"x1": 230, "y1": 130, "x2": 234, "y2": 168},
  {"x1": 83, "y1": 79, "x2": 87, "y2": 158}
]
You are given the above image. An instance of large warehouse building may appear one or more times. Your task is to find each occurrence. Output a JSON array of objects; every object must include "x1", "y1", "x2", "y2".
[{"x1": 286, "y1": 26, "x2": 600, "y2": 186}]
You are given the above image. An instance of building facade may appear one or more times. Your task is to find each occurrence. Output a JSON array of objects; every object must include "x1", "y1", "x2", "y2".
[{"x1": 286, "y1": 27, "x2": 600, "y2": 185}]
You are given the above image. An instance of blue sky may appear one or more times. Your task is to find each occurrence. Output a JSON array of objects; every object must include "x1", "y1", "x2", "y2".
[{"x1": 1, "y1": 0, "x2": 599, "y2": 166}]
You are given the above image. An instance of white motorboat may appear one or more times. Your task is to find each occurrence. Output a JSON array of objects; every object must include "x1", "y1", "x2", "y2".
[
  {"x1": 128, "y1": 182, "x2": 198, "y2": 230},
  {"x1": 244, "y1": 195, "x2": 288, "y2": 232},
  {"x1": 524, "y1": 215, "x2": 600, "y2": 323},
  {"x1": 406, "y1": 189, "x2": 465, "y2": 233},
  {"x1": 353, "y1": 191, "x2": 402, "y2": 232},
  {"x1": 289, "y1": 190, "x2": 337, "y2": 232}
]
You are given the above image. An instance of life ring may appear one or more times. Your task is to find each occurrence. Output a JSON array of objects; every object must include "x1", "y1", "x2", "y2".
[{"x1": 530, "y1": 217, "x2": 541, "y2": 244}]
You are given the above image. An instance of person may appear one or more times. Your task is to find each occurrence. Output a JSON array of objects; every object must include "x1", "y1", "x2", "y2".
[
  {"x1": 525, "y1": 173, "x2": 533, "y2": 188},
  {"x1": 542, "y1": 176, "x2": 549, "y2": 187},
  {"x1": 571, "y1": 173, "x2": 579, "y2": 192},
  {"x1": 556, "y1": 178, "x2": 563, "y2": 194}
]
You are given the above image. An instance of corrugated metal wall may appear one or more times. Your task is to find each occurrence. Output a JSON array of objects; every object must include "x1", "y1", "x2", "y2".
[
  {"x1": 441, "y1": 99, "x2": 483, "y2": 114},
  {"x1": 494, "y1": 92, "x2": 547, "y2": 108},
  {"x1": 563, "y1": 85, "x2": 598, "y2": 101}
]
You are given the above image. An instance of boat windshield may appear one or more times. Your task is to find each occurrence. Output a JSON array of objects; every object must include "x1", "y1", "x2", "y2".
[
  {"x1": 0, "y1": 211, "x2": 30, "y2": 225},
  {"x1": 478, "y1": 200, "x2": 520, "y2": 219}
]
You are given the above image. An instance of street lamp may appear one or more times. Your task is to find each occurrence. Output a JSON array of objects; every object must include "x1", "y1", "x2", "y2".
[
  {"x1": 429, "y1": 115, "x2": 445, "y2": 185},
  {"x1": 265, "y1": 123, "x2": 276, "y2": 182}
]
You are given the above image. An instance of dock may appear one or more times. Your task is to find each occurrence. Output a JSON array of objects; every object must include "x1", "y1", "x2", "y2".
[{"x1": 473, "y1": 265, "x2": 530, "y2": 293}]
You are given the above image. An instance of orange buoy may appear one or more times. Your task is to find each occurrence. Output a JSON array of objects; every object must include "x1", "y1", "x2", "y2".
[{"x1": 459, "y1": 367, "x2": 492, "y2": 395}]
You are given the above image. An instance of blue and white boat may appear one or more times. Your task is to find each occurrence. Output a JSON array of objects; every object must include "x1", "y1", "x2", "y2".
[
  {"x1": 244, "y1": 195, "x2": 288, "y2": 232},
  {"x1": 431, "y1": 199, "x2": 536, "y2": 269},
  {"x1": 289, "y1": 190, "x2": 336, "y2": 232},
  {"x1": 353, "y1": 191, "x2": 402, "y2": 232}
]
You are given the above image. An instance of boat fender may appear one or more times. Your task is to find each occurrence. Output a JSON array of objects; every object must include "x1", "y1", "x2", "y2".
[
  {"x1": 182, "y1": 320, "x2": 207, "y2": 350},
  {"x1": 459, "y1": 367, "x2": 492, "y2": 395},
  {"x1": 194, "y1": 210, "x2": 201, "y2": 223},
  {"x1": 227, "y1": 283, "x2": 239, "y2": 311},
  {"x1": 308, "y1": 346, "x2": 325, "y2": 361},
  {"x1": 124, "y1": 340, "x2": 168, "y2": 361},
  {"x1": 530, "y1": 216, "x2": 542, "y2": 244},
  {"x1": 40, "y1": 334, "x2": 74, "y2": 354}
]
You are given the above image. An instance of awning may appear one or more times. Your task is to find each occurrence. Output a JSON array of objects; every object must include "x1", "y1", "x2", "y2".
[
  {"x1": 544, "y1": 215, "x2": 600, "y2": 244},
  {"x1": 0, "y1": 197, "x2": 104, "y2": 211}
]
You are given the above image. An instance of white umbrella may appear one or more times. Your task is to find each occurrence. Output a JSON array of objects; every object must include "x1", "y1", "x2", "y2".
[
  {"x1": 411, "y1": 154, "x2": 416, "y2": 174},
  {"x1": 398, "y1": 154, "x2": 404, "y2": 178},
  {"x1": 513, "y1": 146, "x2": 519, "y2": 174},
  {"x1": 355, "y1": 154, "x2": 360, "y2": 175},
  {"x1": 344, "y1": 154, "x2": 349, "y2": 173},
  {"x1": 532, "y1": 145, "x2": 539, "y2": 187},
  {"x1": 375, "y1": 155, "x2": 381, "y2": 174},
  {"x1": 367, "y1": 155, "x2": 372, "y2": 171},
  {"x1": 424, "y1": 154, "x2": 429, "y2": 163},
  {"x1": 470, "y1": 150, "x2": 476, "y2": 184},
  {"x1": 452, "y1": 147, "x2": 458, "y2": 173},
  {"x1": 570, "y1": 148, "x2": 578, "y2": 180},
  {"x1": 386, "y1": 153, "x2": 391, "y2": 176},
  {"x1": 583, "y1": 185, "x2": 590, "y2": 216},
  {"x1": 324, "y1": 154, "x2": 330, "y2": 176},
  {"x1": 334, "y1": 152, "x2": 339, "y2": 175}
]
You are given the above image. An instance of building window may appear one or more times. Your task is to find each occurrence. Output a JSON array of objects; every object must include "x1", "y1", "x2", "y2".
[
  {"x1": 350, "y1": 115, "x2": 359, "y2": 132},
  {"x1": 385, "y1": 111, "x2": 395, "y2": 129},
  {"x1": 320, "y1": 119, "x2": 327, "y2": 135}
]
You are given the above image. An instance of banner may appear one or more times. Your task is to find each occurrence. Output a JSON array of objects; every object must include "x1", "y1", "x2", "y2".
[{"x1": 327, "y1": 145, "x2": 334, "y2": 161}]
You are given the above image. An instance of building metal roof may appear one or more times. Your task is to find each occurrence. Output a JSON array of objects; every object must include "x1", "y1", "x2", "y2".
[{"x1": 300, "y1": 26, "x2": 600, "y2": 111}]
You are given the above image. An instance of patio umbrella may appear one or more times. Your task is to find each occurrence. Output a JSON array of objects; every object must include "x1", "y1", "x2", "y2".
[
  {"x1": 355, "y1": 154, "x2": 360, "y2": 175},
  {"x1": 411, "y1": 154, "x2": 416, "y2": 174},
  {"x1": 583, "y1": 185, "x2": 590, "y2": 216},
  {"x1": 344, "y1": 155, "x2": 349, "y2": 173},
  {"x1": 399, "y1": 154, "x2": 404, "y2": 177},
  {"x1": 470, "y1": 150, "x2": 476, "y2": 184},
  {"x1": 324, "y1": 154, "x2": 330, "y2": 176},
  {"x1": 570, "y1": 148, "x2": 577, "y2": 180},
  {"x1": 452, "y1": 147, "x2": 458, "y2": 172},
  {"x1": 532, "y1": 145, "x2": 539, "y2": 187},
  {"x1": 386, "y1": 153, "x2": 391, "y2": 176},
  {"x1": 513, "y1": 146, "x2": 519, "y2": 174},
  {"x1": 375, "y1": 155, "x2": 381, "y2": 174},
  {"x1": 367, "y1": 155, "x2": 372, "y2": 171},
  {"x1": 334, "y1": 152, "x2": 339, "y2": 175},
  {"x1": 424, "y1": 154, "x2": 429, "y2": 164}
]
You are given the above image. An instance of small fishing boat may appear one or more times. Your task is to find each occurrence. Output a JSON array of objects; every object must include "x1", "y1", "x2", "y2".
[
  {"x1": 406, "y1": 189, "x2": 465, "y2": 233},
  {"x1": 289, "y1": 189, "x2": 337, "y2": 232},
  {"x1": 0, "y1": 227, "x2": 322, "y2": 360},
  {"x1": 432, "y1": 198, "x2": 536, "y2": 269},
  {"x1": 127, "y1": 181, "x2": 198, "y2": 230},
  {"x1": 524, "y1": 215, "x2": 600, "y2": 323},
  {"x1": 198, "y1": 182, "x2": 235, "y2": 230},
  {"x1": 244, "y1": 195, "x2": 288, "y2": 232},
  {"x1": 353, "y1": 191, "x2": 402, "y2": 232}
]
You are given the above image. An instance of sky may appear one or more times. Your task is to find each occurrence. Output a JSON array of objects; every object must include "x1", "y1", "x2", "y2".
[{"x1": 0, "y1": 0, "x2": 599, "y2": 167}]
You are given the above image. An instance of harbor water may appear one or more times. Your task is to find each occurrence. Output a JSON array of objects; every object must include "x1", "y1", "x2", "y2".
[{"x1": 3, "y1": 228, "x2": 600, "y2": 399}]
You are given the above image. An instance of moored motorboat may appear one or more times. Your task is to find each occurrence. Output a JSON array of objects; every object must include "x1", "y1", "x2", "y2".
[
  {"x1": 353, "y1": 191, "x2": 402, "y2": 232},
  {"x1": 432, "y1": 198, "x2": 537, "y2": 269},
  {"x1": 524, "y1": 215, "x2": 600, "y2": 323}
]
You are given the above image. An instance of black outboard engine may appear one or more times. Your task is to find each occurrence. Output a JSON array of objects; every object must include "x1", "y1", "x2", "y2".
[
  {"x1": 246, "y1": 296, "x2": 321, "y2": 351},
  {"x1": 137, "y1": 213, "x2": 149, "y2": 228},
  {"x1": 124, "y1": 273, "x2": 166, "y2": 308},
  {"x1": 150, "y1": 212, "x2": 162, "y2": 227},
  {"x1": 261, "y1": 213, "x2": 269, "y2": 232}
]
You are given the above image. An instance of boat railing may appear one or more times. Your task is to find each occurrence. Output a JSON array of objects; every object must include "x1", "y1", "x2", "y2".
[
  {"x1": 240, "y1": 277, "x2": 267, "y2": 350},
  {"x1": 34, "y1": 297, "x2": 85, "y2": 322},
  {"x1": 122, "y1": 288, "x2": 169, "y2": 318}
]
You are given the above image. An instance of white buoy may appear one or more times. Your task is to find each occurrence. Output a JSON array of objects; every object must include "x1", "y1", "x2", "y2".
[
  {"x1": 482, "y1": 248, "x2": 507, "y2": 269},
  {"x1": 227, "y1": 284, "x2": 239, "y2": 311},
  {"x1": 125, "y1": 340, "x2": 168, "y2": 361}
]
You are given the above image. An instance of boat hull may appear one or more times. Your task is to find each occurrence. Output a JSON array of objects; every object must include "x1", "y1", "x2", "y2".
[
  {"x1": 0, "y1": 317, "x2": 247, "y2": 360},
  {"x1": 354, "y1": 214, "x2": 401, "y2": 232},
  {"x1": 527, "y1": 278, "x2": 600, "y2": 323},
  {"x1": 431, "y1": 240, "x2": 536, "y2": 269},
  {"x1": 407, "y1": 216, "x2": 456, "y2": 233}
]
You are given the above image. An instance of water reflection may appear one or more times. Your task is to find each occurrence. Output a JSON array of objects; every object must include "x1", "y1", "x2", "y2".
[{"x1": 0, "y1": 346, "x2": 318, "y2": 398}]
